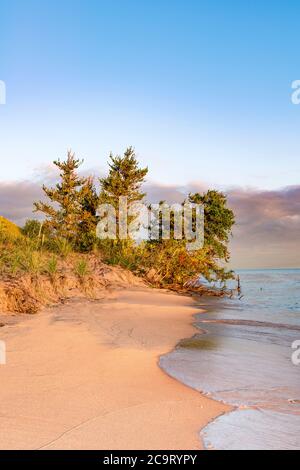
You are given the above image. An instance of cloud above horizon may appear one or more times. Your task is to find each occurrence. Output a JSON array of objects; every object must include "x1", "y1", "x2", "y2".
[
  {"x1": 227, "y1": 185, "x2": 300, "y2": 268},
  {"x1": 0, "y1": 174, "x2": 299, "y2": 269}
]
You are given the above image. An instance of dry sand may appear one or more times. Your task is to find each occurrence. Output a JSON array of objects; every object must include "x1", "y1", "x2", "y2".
[{"x1": 0, "y1": 287, "x2": 228, "y2": 450}]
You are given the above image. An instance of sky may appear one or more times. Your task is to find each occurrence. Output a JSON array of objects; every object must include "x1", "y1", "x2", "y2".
[{"x1": 0, "y1": 0, "x2": 300, "y2": 268}]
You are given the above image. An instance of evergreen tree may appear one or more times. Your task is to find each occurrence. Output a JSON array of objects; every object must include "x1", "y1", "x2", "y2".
[
  {"x1": 140, "y1": 190, "x2": 235, "y2": 286},
  {"x1": 34, "y1": 151, "x2": 98, "y2": 246},
  {"x1": 99, "y1": 147, "x2": 148, "y2": 239},
  {"x1": 189, "y1": 190, "x2": 235, "y2": 261},
  {"x1": 77, "y1": 176, "x2": 100, "y2": 250}
]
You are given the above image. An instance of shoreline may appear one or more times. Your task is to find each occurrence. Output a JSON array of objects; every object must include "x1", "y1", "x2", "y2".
[{"x1": 0, "y1": 286, "x2": 229, "y2": 450}]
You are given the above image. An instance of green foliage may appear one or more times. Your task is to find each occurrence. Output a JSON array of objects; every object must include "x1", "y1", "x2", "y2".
[
  {"x1": 0, "y1": 236, "x2": 44, "y2": 276},
  {"x1": 77, "y1": 177, "x2": 100, "y2": 250},
  {"x1": 77, "y1": 230, "x2": 98, "y2": 252},
  {"x1": 34, "y1": 151, "x2": 99, "y2": 248},
  {"x1": 19, "y1": 249, "x2": 44, "y2": 274},
  {"x1": 99, "y1": 239, "x2": 142, "y2": 271},
  {"x1": 189, "y1": 190, "x2": 235, "y2": 261},
  {"x1": 100, "y1": 147, "x2": 148, "y2": 204},
  {"x1": 53, "y1": 237, "x2": 73, "y2": 258},
  {"x1": 74, "y1": 259, "x2": 90, "y2": 279},
  {"x1": 45, "y1": 256, "x2": 58, "y2": 279},
  {"x1": 99, "y1": 147, "x2": 148, "y2": 238},
  {"x1": 100, "y1": 190, "x2": 235, "y2": 286},
  {"x1": 22, "y1": 219, "x2": 42, "y2": 239}
]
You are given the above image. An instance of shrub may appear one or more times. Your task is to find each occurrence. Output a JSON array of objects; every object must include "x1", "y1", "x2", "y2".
[{"x1": 22, "y1": 219, "x2": 42, "y2": 239}]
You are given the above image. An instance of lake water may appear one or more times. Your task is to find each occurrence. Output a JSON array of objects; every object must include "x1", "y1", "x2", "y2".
[{"x1": 160, "y1": 270, "x2": 300, "y2": 450}]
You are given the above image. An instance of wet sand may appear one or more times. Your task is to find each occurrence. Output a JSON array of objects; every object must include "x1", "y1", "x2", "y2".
[{"x1": 0, "y1": 288, "x2": 228, "y2": 450}]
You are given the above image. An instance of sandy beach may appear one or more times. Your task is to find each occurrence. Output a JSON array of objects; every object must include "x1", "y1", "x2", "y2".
[{"x1": 0, "y1": 287, "x2": 228, "y2": 450}]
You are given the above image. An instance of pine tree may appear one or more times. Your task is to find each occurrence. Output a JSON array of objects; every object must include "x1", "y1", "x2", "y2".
[
  {"x1": 77, "y1": 176, "x2": 100, "y2": 250},
  {"x1": 99, "y1": 147, "x2": 148, "y2": 239},
  {"x1": 189, "y1": 190, "x2": 235, "y2": 261},
  {"x1": 34, "y1": 151, "x2": 98, "y2": 246}
]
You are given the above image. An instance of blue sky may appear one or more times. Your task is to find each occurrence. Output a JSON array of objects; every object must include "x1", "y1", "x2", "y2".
[{"x1": 1, "y1": 0, "x2": 300, "y2": 189}]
